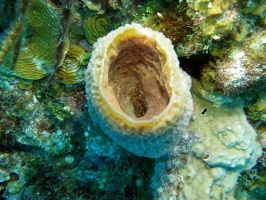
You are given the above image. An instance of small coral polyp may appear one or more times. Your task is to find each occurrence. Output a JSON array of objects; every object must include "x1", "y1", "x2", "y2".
[
  {"x1": 107, "y1": 35, "x2": 170, "y2": 119},
  {"x1": 85, "y1": 24, "x2": 193, "y2": 158}
]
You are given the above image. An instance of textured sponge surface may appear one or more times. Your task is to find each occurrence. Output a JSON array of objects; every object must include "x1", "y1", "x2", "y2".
[{"x1": 85, "y1": 24, "x2": 193, "y2": 157}]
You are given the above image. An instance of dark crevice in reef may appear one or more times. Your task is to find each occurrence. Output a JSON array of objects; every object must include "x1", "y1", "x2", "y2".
[
  {"x1": 179, "y1": 52, "x2": 215, "y2": 80},
  {"x1": 0, "y1": 134, "x2": 48, "y2": 157}
]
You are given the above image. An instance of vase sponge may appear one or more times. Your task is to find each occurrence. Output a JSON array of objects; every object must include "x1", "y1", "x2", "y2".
[{"x1": 85, "y1": 24, "x2": 193, "y2": 158}]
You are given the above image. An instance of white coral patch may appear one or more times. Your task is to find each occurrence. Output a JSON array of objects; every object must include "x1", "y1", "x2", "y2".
[
  {"x1": 152, "y1": 85, "x2": 262, "y2": 200},
  {"x1": 222, "y1": 51, "x2": 247, "y2": 88}
]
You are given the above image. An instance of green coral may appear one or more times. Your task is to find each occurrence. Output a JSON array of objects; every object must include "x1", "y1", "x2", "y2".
[
  {"x1": 57, "y1": 45, "x2": 89, "y2": 84},
  {"x1": 246, "y1": 91, "x2": 266, "y2": 127},
  {"x1": 243, "y1": 0, "x2": 266, "y2": 19},
  {"x1": 237, "y1": 151, "x2": 266, "y2": 200},
  {"x1": 1, "y1": 0, "x2": 60, "y2": 80},
  {"x1": 83, "y1": 13, "x2": 112, "y2": 44}
]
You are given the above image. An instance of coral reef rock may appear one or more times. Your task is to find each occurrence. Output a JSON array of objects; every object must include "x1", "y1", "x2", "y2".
[
  {"x1": 152, "y1": 80, "x2": 262, "y2": 199},
  {"x1": 85, "y1": 23, "x2": 193, "y2": 158},
  {"x1": 213, "y1": 30, "x2": 266, "y2": 93},
  {"x1": 201, "y1": 31, "x2": 266, "y2": 94}
]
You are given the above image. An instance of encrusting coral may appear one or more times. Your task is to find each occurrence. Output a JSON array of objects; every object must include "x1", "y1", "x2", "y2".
[
  {"x1": 179, "y1": 81, "x2": 262, "y2": 199},
  {"x1": 187, "y1": 0, "x2": 237, "y2": 16},
  {"x1": 152, "y1": 80, "x2": 262, "y2": 200},
  {"x1": 85, "y1": 23, "x2": 193, "y2": 158},
  {"x1": 82, "y1": 0, "x2": 103, "y2": 12},
  {"x1": 201, "y1": 29, "x2": 266, "y2": 94}
]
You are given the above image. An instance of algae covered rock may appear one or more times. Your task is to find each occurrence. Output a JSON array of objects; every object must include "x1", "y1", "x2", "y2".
[{"x1": 201, "y1": 30, "x2": 266, "y2": 94}]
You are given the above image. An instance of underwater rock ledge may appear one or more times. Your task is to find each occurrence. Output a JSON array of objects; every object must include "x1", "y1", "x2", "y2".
[{"x1": 85, "y1": 23, "x2": 193, "y2": 158}]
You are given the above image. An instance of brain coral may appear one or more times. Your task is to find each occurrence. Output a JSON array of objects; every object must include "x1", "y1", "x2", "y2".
[{"x1": 85, "y1": 24, "x2": 193, "y2": 158}]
